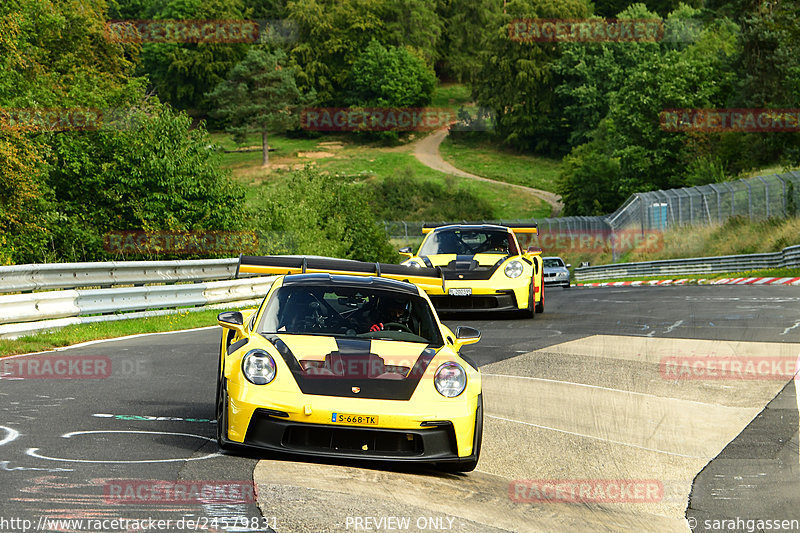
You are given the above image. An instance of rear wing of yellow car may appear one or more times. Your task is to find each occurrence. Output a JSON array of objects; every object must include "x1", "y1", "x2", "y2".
[
  {"x1": 236, "y1": 255, "x2": 446, "y2": 292},
  {"x1": 421, "y1": 222, "x2": 538, "y2": 236}
]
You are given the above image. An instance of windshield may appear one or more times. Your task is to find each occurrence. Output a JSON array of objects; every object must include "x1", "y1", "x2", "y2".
[
  {"x1": 418, "y1": 229, "x2": 513, "y2": 256},
  {"x1": 258, "y1": 285, "x2": 444, "y2": 346},
  {"x1": 543, "y1": 258, "x2": 564, "y2": 268}
]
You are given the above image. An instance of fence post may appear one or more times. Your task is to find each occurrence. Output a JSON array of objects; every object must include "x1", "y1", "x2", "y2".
[
  {"x1": 776, "y1": 175, "x2": 787, "y2": 216},
  {"x1": 724, "y1": 182, "x2": 735, "y2": 217},
  {"x1": 757, "y1": 175, "x2": 769, "y2": 218},
  {"x1": 709, "y1": 183, "x2": 722, "y2": 223},
  {"x1": 744, "y1": 179, "x2": 752, "y2": 220}
]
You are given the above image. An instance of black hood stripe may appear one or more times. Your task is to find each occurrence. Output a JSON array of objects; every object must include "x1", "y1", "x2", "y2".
[
  {"x1": 334, "y1": 338, "x2": 371, "y2": 355},
  {"x1": 265, "y1": 335, "x2": 436, "y2": 400}
]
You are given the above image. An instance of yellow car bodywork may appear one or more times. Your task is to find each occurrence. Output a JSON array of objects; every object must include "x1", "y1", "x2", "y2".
[
  {"x1": 216, "y1": 257, "x2": 483, "y2": 470},
  {"x1": 401, "y1": 224, "x2": 544, "y2": 316}
]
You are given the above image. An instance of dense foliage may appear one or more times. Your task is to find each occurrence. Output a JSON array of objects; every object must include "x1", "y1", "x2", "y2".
[{"x1": 251, "y1": 170, "x2": 398, "y2": 263}]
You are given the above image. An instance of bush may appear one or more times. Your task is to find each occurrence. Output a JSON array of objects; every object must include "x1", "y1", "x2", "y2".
[
  {"x1": 347, "y1": 40, "x2": 436, "y2": 108},
  {"x1": 42, "y1": 105, "x2": 245, "y2": 261},
  {"x1": 251, "y1": 169, "x2": 399, "y2": 263}
]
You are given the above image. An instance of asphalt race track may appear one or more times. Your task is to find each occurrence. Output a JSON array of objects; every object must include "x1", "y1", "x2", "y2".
[{"x1": 1, "y1": 285, "x2": 799, "y2": 533}]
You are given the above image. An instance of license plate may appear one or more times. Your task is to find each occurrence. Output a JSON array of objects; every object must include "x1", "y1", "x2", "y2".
[
  {"x1": 331, "y1": 413, "x2": 379, "y2": 425},
  {"x1": 448, "y1": 288, "x2": 472, "y2": 296}
]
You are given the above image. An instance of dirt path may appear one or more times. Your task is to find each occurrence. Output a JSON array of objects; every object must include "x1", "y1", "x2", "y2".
[{"x1": 412, "y1": 128, "x2": 564, "y2": 216}]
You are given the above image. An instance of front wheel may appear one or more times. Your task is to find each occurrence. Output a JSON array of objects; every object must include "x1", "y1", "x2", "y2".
[
  {"x1": 215, "y1": 372, "x2": 231, "y2": 450},
  {"x1": 521, "y1": 279, "x2": 535, "y2": 319}
]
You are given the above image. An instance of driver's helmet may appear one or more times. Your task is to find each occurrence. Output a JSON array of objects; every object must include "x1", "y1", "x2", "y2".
[{"x1": 486, "y1": 233, "x2": 509, "y2": 253}]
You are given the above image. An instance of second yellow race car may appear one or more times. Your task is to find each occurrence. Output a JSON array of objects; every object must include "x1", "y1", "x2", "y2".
[
  {"x1": 216, "y1": 255, "x2": 483, "y2": 472},
  {"x1": 399, "y1": 223, "x2": 544, "y2": 317}
]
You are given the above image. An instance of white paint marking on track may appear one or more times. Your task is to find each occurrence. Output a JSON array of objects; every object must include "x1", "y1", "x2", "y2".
[
  {"x1": 26, "y1": 430, "x2": 221, "y2": 463},
  {"x1": 782, "y1": 321, "x2": 800, "y2": 336},
  {"x1": 664, "y1": 320, "x2": 684, "y2": 334},
  {"x1": 0, "y1": 461, "x2": 73, "y2": 472},
  {"x1": 0, "y1": 425, "x2": 20, "y2": 446},
  {"x1": 481, "y1": 373, "x2": 721, "y2": 408},
  {"x1": 486, "y1": 414, "x2": 707, "y2": 459}
]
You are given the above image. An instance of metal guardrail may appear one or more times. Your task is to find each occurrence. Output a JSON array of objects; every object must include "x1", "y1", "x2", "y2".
[
  {"x1": 573, "y1": 245, "x2": 800, "y2": 281},
  {"x1": 0, "y1": 259, "x2": 276, "y2": 338},
  {"x1": 0, "y1": 258, "x2": 240, "y2": 294}
]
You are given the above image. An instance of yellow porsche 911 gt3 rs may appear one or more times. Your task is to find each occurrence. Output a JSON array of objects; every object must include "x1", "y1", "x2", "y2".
[
  {"x1": 399, "y1": 223, "x2": 544, "y2": 317},
  {"x1": 216, "y1": 255, "x2": 483, "y2": 472}
]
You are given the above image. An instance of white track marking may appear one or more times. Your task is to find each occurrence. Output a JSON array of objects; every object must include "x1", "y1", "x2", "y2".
[
  {"x1": 782, "y1": 321, "x2": 800, "y2": 336},
  {"x1": 26, "y1": 430, "x2": 221, "y2": 463},
  {"x1": 0, "y1": 425, "x2": 20, "y2": 447},
  {"x1": 0, "y1": 461, "x2": 73, "y2": 472},
  {"x1": 664, "y1": 320, "x2": 684, "y2": 334},
  {"x1": 481, "y1": 373, "x2": 720, "y2": 407},
  {"x1": 487, "y1": 414, "x2": 707, "y2": 459}
]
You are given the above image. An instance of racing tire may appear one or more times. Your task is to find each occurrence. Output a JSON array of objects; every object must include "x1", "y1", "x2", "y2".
[
  {"x1": 535, "y1": 282, "x2": 545, "y2": 313},
  {"x1": 437, "y1": 395, "x2": 483, "y2": 473},
  {"x1": 215, "y1": 360, "x2": 232, "y2": 450},
  {"x1": 521, "y1": 279, "x2": 535, "y2": 318}
]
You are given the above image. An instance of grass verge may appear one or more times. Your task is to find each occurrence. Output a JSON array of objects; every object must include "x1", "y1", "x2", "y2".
[
  {"x1": 0, "y1": 308, "x2": 238, "y2": 357},
  {"x1": 439, "y1": 135, "x2": 562, "y2": 192}
]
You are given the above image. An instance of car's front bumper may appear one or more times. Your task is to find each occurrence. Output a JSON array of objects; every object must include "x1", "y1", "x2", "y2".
[
  {"x1": 224, "y1": 383, "x2": 480, "y2": 461},
  {"x1": 428, "y1": 290, "x2": 520, "y2": 312},
  {"x1": 241, "y1": 409, "x2": 469, "y2": 462}
]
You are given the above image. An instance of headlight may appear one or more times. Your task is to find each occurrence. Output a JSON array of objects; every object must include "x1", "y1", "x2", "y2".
[
  {"x1": 241, "y1": 349, "x2": 276, "y2": 385},
  {"x1": 504, "y1": 260, "x2": 524, "y2": 278},
  {"x1": 434, "y1": 362, "x2": 467, "y2": 398}
]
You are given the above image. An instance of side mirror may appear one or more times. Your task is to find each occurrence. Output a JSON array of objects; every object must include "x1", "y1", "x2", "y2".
[
  {"x1": 454, "y1": 325, "x2": 481, "y2": 346},
  {"x1": 399, "y1": 246, "x2": 413, "y2": 258},
  {"x1": 218, "y1": 311, "x2": 246, "y2": 336},
  {"x1": 566, "y1": 264, "x2": 572, "y2": 269},
  {"x1": 526, "y1": 246, "x2": 542, "y2": 255}
]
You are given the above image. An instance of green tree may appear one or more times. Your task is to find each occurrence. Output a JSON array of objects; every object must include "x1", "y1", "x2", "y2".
[
  {"x1": 286, "y1": 0, "x2": 441, "y2": 104},
  {"x1": 0, "y1": 130, "x2": 51, "y2": 265},
  {"x1": 435, "y1": 0, "x2": 499, "y2": 82},
  {"x1": 556, "y1": 120, "x2": 624, "y2": 215},
  {"x1": 43, "y1": 105, "x2": 245, "y2": 261},
  {"x1": 471, "y1": 0, "x2": 593, "y2": 153},
  {"x1": 207, "y1": 49, "x2": 307, "y2": 166},
  {"x1": 138, "y1": 0, "x2": 251, "y2": 115},
  {"x1": 347, "y1": 40, "x2": 436, "y2": 108}
]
